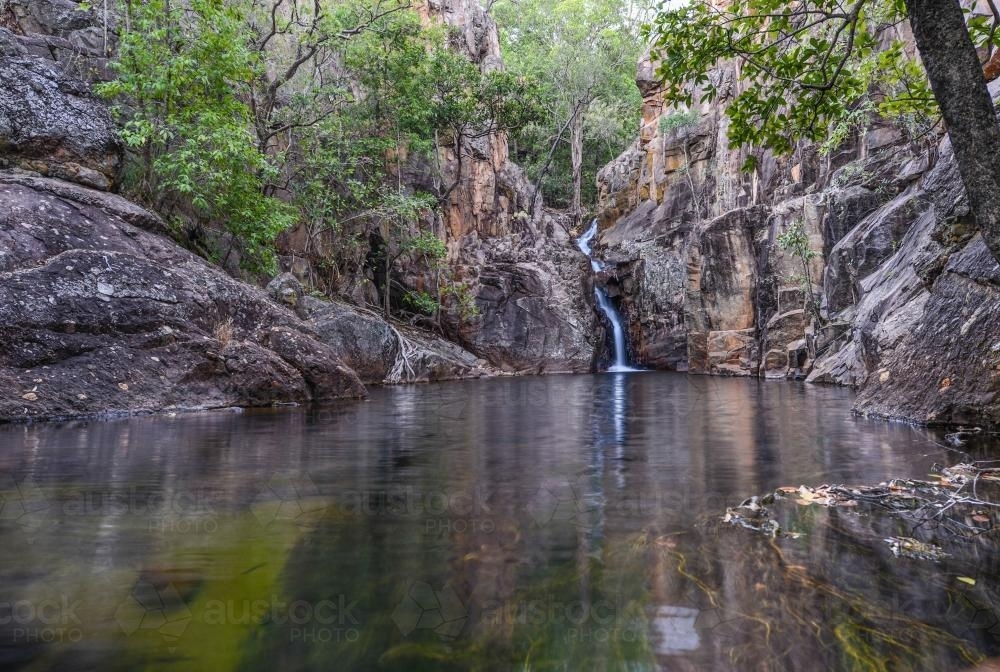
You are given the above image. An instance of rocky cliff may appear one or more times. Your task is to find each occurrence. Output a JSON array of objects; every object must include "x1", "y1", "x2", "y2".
[
  {"x1": 429, "y1": 0, "x2": 596, "y2": 373},
  {"x1": 595, "y1": 49, "x2": 1000, "y2": 426},
  {"x1": 280, "y1": 0, "x2": 598, "y2": 374},
  {"x1": 0, "y1": 7, "x2": 492, "y2": 423}
]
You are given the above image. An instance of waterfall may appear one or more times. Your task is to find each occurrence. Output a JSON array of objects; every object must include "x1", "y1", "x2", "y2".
[{"x1": 577, "y1": 221, "x2": 640, "y2": 373}]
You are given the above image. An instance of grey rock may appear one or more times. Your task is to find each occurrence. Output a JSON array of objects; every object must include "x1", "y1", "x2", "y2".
[
  {"x1": 269, "y1": 273, "x2": 489, "y2": 383},
  {"x1": 447, "y1": 227, "x2": 597, "y2": 374},
  {"x1": 0, "y1": 55, "x2": 121, "y2": 189},
  {"x1": 0, "y1": 173, "x2": 366, "y2": 423}
]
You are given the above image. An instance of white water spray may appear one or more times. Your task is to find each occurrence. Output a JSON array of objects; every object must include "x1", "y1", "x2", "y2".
[{"x1": 577, "y1": 221, "x2": 640, "y2": 373}]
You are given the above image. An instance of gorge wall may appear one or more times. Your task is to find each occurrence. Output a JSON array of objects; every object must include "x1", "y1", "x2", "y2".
[
  {"x1": 0, "y1": 1, "x2": 500, "y2": 422},
  {"x1": 280, "y1": 0, "x2": 597, "y2": 374},
  {"x1": 400, "y1": 0, "x2": 598, "y2": 374},
  {"x1": 0, "y1": 0, "x2": 598, "y2": 422},
  {"x1": 595, "y1": 48, "x2": 1000, "y2": 426}
]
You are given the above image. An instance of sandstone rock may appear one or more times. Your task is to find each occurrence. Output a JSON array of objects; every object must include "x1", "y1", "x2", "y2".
[
  {"x1": 708, "y1": 329, "x2": 755, "y2": 375},
  {"x1": 594, "y1": 45, "x2": 1000, "y2": 426},
  {"x1": 822, "y1": 192, "x2": 930, "y2": 316},
  {"x1": 762, "y1": 310, "x2": 810, "y2": 378},
  {"x1": 11, "y1": 0, "x2": 101, "y2": 34},
  {"x1": 0, "y1": 27, "x2": 26, "y2": 56},
  {"x1": 309, "y1": 302, "x2": 401, "y2": 383}
]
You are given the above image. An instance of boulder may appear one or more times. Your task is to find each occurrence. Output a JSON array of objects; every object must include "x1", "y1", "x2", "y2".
[
  {"x1": 268, "y1": 273, "x2": 490, "y2": 384},
  {"x1": 0, "y1": 173, "x2": 366, "y2": 423},
  {"x1": 450, "y1": 230, "x2": 596, "y2": 373}
]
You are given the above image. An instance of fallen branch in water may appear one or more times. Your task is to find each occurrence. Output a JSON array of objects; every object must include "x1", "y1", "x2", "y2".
[{"x1": 724, "y1": 462, "x2": 1000, "y2": 548}]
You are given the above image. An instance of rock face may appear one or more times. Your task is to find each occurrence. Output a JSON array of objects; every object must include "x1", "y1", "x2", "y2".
[
  {"x1": 0, "y1": 55, "x2": 121, "y2": 189},
  {"x1": 447, "y1": 224, "x2": 596, "y2": 373},
  {"x1": 266, "y1": 273, "x2": 490, "y2": 384},
  {"x1": 0, "y1": 172, "x2": 366, "y2": 422},
  {"x1": 1, "y1": 0, "x2": 117, "y2": 78},
  {"x1": 420, "y1": 0, "x2": 597, "y2": 373},
  {"x1": 595, "y1": 51, "x2": 1000, "y2": 426},
  {"x1": 279, "y1": 0, "x2": 598, "y2": 374}
]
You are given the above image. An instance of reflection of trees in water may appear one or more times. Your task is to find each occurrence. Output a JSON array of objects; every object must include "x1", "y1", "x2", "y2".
[
  {"x1": 240, "y1": 488, "x2": 1000, "y2": 671},
  {"x1": 1, "y1": 378, "x2": 992, "y2": 671}
]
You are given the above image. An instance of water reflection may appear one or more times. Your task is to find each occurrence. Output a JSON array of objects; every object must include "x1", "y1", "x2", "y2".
[{"x1": 0, "y1": 373, "x2": 994, "y2": 671}]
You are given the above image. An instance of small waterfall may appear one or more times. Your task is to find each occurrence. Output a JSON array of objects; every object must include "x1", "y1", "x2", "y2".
[{"x1": 577, "y1": 221, "x2": 640, "y2": 373}]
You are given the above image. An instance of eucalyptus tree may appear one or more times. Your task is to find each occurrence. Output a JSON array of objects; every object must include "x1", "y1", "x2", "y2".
[
  {"x1": 491, "y1": 0, "x2": 652, "y2": 225},
  {"x1": 649, "y1": 0, "x2": 1000, "y2": 266}
]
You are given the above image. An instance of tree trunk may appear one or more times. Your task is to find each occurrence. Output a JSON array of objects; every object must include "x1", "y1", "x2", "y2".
[
  {"x1": 570, "y1": 108, "x2": 585, "y2": 227},
  {"x1": 530, "y1": 101, "x2": 583, "y2": 216},
  {"x1": 905, "y1": 0, "x2": 1000, "y2": 265},
  {"x1": 381, "y1": 220, "x2": 391, "y2": 319}
]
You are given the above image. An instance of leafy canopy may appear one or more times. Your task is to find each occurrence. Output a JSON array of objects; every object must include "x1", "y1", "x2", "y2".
[
  {"x1": 645, "y1": 0, "x2": 977, "y2": 166},
  {"x1": 492, "y1": 0, "x2": 650, "y2": 209},
  {"x1": 98, "y1": 0, "x2": 293, "y2": 273}
]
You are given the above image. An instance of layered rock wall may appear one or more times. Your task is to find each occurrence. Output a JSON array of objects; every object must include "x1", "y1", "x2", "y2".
[
  {"x1": 596, "y1": 50, "x2": 1000, "y2": 425},
  {"x1": 389, "y1": 0, "x2": 597, "y2": 373}
]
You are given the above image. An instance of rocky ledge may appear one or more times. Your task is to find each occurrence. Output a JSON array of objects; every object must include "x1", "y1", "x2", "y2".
[{"x1": 0, "y1": 172, "x2": 493, "y2": 423}]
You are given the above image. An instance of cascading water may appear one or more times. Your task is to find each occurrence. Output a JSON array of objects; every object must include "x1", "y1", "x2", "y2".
[{"x1": 577, "y1": 220, "x2": 640, "y2": 373}]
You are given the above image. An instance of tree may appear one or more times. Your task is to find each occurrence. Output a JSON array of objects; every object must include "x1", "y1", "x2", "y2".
[
  {"x1": 904, "y1": 0, "x2": 1000, "y2": 269},
  {"x1": 244, "y1": 0, "x2": 414, "y2": 158},
  {"x1": 99, "y1": 0, "x2": 536, "y2": 319},
  {"x1": 648, "y1": 0, "x2": 1000, "y2": 266},
  {"x1": 98, "y1": 0, "x2": 294, "y2": 274},
  {"x1": 492, "y1": 0, "x2": 652, "y2": 225},
  {"x1": 777, "y1": 220, "x2": 821, "y2": 323}
]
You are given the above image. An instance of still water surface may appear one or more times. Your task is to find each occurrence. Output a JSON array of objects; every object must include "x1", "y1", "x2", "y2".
[{"x1": 0, "y1": 373, "x2": 997, "y2": 671}]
